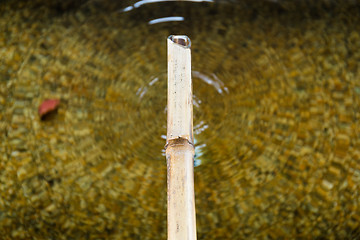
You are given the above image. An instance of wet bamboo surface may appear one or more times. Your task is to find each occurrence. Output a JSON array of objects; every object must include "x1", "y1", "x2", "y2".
[{"x1": 1, "y1": 0, "x2": 360, "y2": 239}]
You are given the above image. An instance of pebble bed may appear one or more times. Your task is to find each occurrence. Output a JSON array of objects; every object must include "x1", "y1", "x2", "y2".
[{"x1": 1, "y1": 0, "x2": 360, "y2": 239}]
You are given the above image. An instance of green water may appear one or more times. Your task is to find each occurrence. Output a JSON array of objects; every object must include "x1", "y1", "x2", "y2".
[{"x1": 1, "y1": 0, "x2": 360, "y2": 239}]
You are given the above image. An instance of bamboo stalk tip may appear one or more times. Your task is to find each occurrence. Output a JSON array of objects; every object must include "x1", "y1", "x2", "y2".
[{"x1": 167, "y1": 34, "x2": 193, "y2": 144}]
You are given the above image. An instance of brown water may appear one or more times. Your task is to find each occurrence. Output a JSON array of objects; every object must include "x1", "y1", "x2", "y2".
[{"x1": 1, "y1": 0, "x2": 360, "y2": 239}]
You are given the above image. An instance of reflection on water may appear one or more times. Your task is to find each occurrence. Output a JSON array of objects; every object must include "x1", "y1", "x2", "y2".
[
  {"x1": 1, "y1": 0, "x2": 360, "y2": 239},
  {"x1": 121, "y1": 0, "x2": 215, "y2": 12},
  {"x1": 193, "y1": 71, "x2": 229, "y2": 94},
  {"x1": 148, "y1": 16, "x2": 184, "y2": 24}
]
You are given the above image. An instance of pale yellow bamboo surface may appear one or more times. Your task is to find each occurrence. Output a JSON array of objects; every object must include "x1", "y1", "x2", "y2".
[
  {"x1": 167, "y1": 35, "x2": 193, "y2": 144},
  {"x1": 166, "y1": 35, "x2": 197, "y2": 240}
]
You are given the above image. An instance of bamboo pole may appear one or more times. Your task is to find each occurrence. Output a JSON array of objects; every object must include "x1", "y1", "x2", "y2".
[{"x1": 166, "y1": 35, "x2": 197, "y2": 240}]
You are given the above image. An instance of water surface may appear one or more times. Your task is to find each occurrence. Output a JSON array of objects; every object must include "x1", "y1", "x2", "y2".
[{"x1": 1, "y1": 0, "x2": 360, "y2": 239}]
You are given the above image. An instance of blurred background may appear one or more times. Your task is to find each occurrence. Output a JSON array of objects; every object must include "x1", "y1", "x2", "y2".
[{"x1": 1, "y1": 0, "x2": 360, "y2": 239}]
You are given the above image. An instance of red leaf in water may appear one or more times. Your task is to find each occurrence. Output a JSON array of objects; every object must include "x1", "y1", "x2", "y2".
[{"x1": 38, "y1": 99, "x2": 60, "y2": 118}]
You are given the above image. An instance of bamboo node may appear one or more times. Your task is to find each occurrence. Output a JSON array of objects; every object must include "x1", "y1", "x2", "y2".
[{"x1": 165, "y1": 137, "x2": 194, "y2": 150}]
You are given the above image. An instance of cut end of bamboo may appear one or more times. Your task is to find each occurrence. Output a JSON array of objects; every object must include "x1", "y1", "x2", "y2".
[{"x1": 169, "y1": 35, "x2": 191, "y2": 48}]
